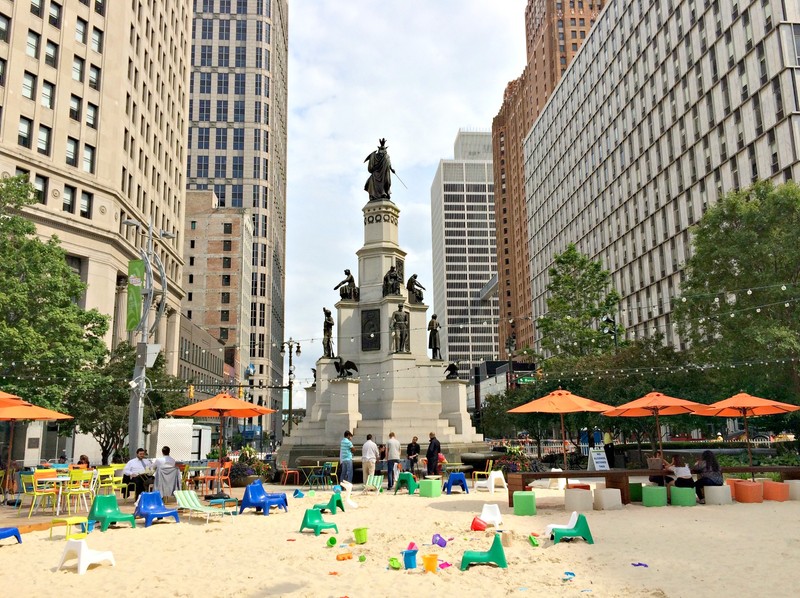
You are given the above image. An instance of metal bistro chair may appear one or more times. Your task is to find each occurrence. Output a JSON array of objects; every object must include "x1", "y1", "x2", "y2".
[
  {"x1": 307, "y1": 463, "x2": 332, "y2": 490},
  {"x1": 280, "y1": 460, "x2": 300, "y2": 485}
]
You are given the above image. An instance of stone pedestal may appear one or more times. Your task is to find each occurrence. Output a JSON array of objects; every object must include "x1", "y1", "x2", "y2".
[
  {"x1": 325, "y1": 378, "x2": 362, "y2": 436},
  {"x1": 439, "y1": 379, "x2": 472, "y2": 435}
]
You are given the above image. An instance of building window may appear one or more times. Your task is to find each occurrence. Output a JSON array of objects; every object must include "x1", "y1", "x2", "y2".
[
  {"x1": 223, "y1": 240, "x2": 232, "y2": 251},
  {"x1": 27, "y1": 30, "x2": 41, "y2": 58},
  {"x1": 221, "y1": 292, "x2": 230, "y2": 304},
  {"x1": 66, "y1": 137, "x2": 79, "y2": 166},
  {"x1": 41, "y1": 80, "x2": 55, "y2": 108},
  {"x1": 33, "y1": 175, "x2": 48, "y2": 204},
  {"x1": 199, "y1": 72, "x2": 211, "y2": 93},
  {"x1": 69, "y1": 94, "x2": 82, "y2": 120},
  {"x1": 88, "y1": 65, "x2": 101, "y2": 90},
  {"x1": 79, "y1": 191, "x2": 92, "y2": 219},
  {"x1": 94, "y1": 0, "x2": 106, "y2": 17},
  {"x1": 75, "y1": 17, "x2": 87, "y2": 43},
  {"x1": 221, "y1": 310, "x2": 230, "y2": 322},
  {"x1": 219, "y1": 328, "x2": 229, "y2": 341},
  {"x1": 200, "y1": 45, "x2": 212, "y2": 66},
  {"x1": 216, "y1": 128, "x2": 228, "y2": 149},
  {"x1": 72, "y1": 56, "x2": 85, "y2": 81},
  {"x1": 190, "y1": 221, "x2": 197, "y2": 230},
  {"x1": 214, "y1": 156, "x2": 227, "y2": 178},
  {"x1": 18, "y1": 117, "x2": 33, "y2": 148},
  {"x1": 22, "y1": 71, "x2": 37, "y2": 99},
  {"x1": 217, "y1": 72, "x2": 228, "y2": 94},
  {"x1": 31, "y1": 0, "x2": 43, "y2": 17},
  {"x1": 62, "y1": 185, "x2": 76, "y2": 213},
  {"x1": 49, "y1": 2, "x2": 62, "y2": 28},
  {"x1": 0, "y1": 13, "x2": 9, "y2": 43},
  {"x1": 197, "y1": 128, "x2": 209, "y2": 149},
  {"x1": 196, "y1": 155, "x2": 209, "y2": 177},
  {"x1": 0, "y1": 58, "x2": 6, "y2": 86},
  {"x1": 235, "y1": 46, "x2": 246, "y2": 67},
  {"x1": 86, "y1": 103, "x2": 98, "y2": 128},
  {"x1": 91, "y1": 28, "x2": 103, "y2": 53},
  {"x1": 219, "y1": 20, "x2": 230, "y2": 40},
  {"x1": 223, "y1": 223, "x2": 233, "y2": 234},
  {"x1": 222, "y1": 257, "x2": 232, "y2": 269},
  {"x1": 221, "y1": 275, "x2": 231, "y2": 287},
  {"x1": 218, "y1": 46, "x2": 229, "y2": 67},
  {"x1": 83, "y1": 144, "x2": 96, "y2": 173},
  {"x1": 236, "y1": 20, "x2": 247, "y2": 41},
  {"x1": 44, "y1": 41, "x2": 58, "y2": 67},
  {"x1": 233, "y1": 101, "x2": 245, "y2": 122},
  {"x1": 233, "y1": 129, "x2": 244, "y2": 150},
  {"x1": 37, "y1": 125, "x2": 52, "y2": 156}
]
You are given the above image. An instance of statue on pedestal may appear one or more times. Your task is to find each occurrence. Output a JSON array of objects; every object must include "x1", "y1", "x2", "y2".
[
  {"x1": 428, "y1": 314, "x2": 442, "y2": 360},
  {"x1": 444, "y1": 363, "x2": 459, "y2": 380},
  {"x1": 391, "y1": 303, "x2": 409, "y2": 353},
  {"x1": 406, "y1": 274, "x2": 425, "y2": 304},
  {"x1": 364, "y1": 138, "x2": 395, "y2": 201},
  {"x1": 334, "y1": 269, "x2": 358, "y2": 301},
  {"x1": 322, "y1": 307, "x2": 334, "y2": 358},
  {"x1": 382, "y1": 266, "x2": 401, "y2": 296}
]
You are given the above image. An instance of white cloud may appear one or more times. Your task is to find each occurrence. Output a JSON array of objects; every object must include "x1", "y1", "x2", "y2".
[{"x1": 285, "y1": 0, "x2": 527, "y2": 404}]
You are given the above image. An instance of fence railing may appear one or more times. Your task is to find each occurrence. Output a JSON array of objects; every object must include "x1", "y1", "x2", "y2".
[{"x1": 487, "y1": 437, "x2": 776, "y2": 457}]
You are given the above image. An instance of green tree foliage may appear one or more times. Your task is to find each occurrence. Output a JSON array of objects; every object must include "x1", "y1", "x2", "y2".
[
  {"x1": 64, "y1": 343, "x2": 186, "y2": 464},
  {"x1": 674, "y1": 181, "x2": 800, "y2": 401},
  {"x1": 0, "y1": 176, "x2": 108, "y2": 408},
  {"x1": 537, "y1": 244, "x2": 622, "y2": 357}
]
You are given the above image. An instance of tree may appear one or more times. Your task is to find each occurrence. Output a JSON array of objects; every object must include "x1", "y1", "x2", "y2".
[
  {"x1": 674, "y1": 181, "x2": 800, "y2": 399},
  {"x1": 64, "y1": 343, "x2": 186, "y2": 464},
  {"x1": 0, "y1": 176, "x2": 108, "y2": 408},
  {"x1": 537, "y1": 244, "x2": 622, "y2": 357}
]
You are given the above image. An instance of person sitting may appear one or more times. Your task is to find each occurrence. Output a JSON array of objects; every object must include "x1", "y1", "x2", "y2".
[
  {"x1": 152, "y1": 446, "x2": 180, "y2": 500},
  {"x1": 647, "y1": 451, "x2": 674, "y2": 487},
  {"x1": 122, "y1": 447, "x2": 153, "y2": 500},
  {"x1": 693, "y1": 450, "x2": 723, "y2": 504},
  {"x1": 668, "y1": 455, "x2": 695, "y2": 488},
  {"x1": 77, "y1": 454, "x2": 90, "y2": 467}
]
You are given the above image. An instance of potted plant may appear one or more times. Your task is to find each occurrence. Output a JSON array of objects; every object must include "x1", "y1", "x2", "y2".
[{"x1": 229, "y1": 461, "x2": 258, "y2": 487}]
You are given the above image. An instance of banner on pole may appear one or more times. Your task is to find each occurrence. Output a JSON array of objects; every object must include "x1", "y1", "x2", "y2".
[{"x1": 126, "y1": 259, "x2": 145, "y2": 331}]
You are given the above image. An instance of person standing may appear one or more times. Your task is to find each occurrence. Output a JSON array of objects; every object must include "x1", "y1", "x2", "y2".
[
  {"x1": 339, "y1": 431, "x2": 354, "y2": 483},
  {"x1": 426, "y1": 432, "x2": 441, "y2": 476},
  {"x1": 361, "y1": 434, "x2": 380, "y2": 483},
  {"x1": 406, "y1": 436, "x2": 420, "y2": 476},
  {"x1": 603, "y1": 429, "x2": 615, "y2": 467},
  {"x1": 386, "y1": 432, "x2": 401, "y2": 490}
]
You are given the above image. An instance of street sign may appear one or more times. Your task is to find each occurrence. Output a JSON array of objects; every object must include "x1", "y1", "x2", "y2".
[{"x1": 517, "y1": 376, "x2": 536, "y2": 384}]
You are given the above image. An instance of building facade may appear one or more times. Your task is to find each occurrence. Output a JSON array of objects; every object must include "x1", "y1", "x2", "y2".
[
  {"x1": 493, "y1": 0, "x2": 605, "y2": 357},
  {"x1": 186, "y1": 0, "x2": 288, "y2": 422},
  {"x1": 431, "y1": 130, "x2": 499, "y2": 395},
  {"x1": 524, "y1": 0, "x2": 799, "y2": 351},
  {"x1": 0, "y1": 0, "x2": 191, "y2": 373}
]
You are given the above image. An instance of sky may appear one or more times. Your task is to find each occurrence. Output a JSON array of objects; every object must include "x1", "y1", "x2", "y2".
[{"x1": 283, "y1": 1, "x2": 527, "y2": 405}]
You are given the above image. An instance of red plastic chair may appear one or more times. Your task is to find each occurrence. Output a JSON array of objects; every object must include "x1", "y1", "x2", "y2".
[{"x1": 281, "y1": 461, "x2": 300, "y2": 485}]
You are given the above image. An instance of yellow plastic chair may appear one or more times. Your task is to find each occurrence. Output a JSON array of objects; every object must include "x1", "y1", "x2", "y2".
[
  {"x1": 96, "y1": 467, "x2": 115, "y2": 495},
  {"x1": 472, "y1": 459, "x2": 494, "y2": 488},
  {"x1": 63, "y1": 469, "x2": 94, "y2": 515},
  {"x1": 327, "y1": 462, "x2": 339, "y2": 486},
  {"x1": 20, "y1": 471, "x2": 58, "y2": 518}
]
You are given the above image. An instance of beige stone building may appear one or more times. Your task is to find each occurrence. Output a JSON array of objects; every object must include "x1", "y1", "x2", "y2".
[{"x1": 0, "y1": 0, "x2": 191, "y2": 374}]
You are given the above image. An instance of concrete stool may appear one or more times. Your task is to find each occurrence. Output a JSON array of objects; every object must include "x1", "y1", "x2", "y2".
[
  {"x1": 734, "y1": 481, "x2": 763, "y2": 503},
  {"x1": 669, "y1": 486, "x2": 696, "y2": 506},
  {"x1": 642, "y1": 485, "x2": 668, "y2": 507},
  {"x1": 564, "y1": 488, "x2": 593, "y2": 512},
  {"x1": 629, "y1": 482, "x2": 643, "y2": 502},
  {"x1": 593, "y1": 488, "x2": 622, "y2": 511},
  {"x1": 786, "y1": 479, "x2": 800, "y2": 501},
  {"x1": 763, "y1": 480, "x2": 789, "y2": 502},
  {"x1": 725, "y1": 479, "x2": 741, "y2": 500},
  {"x1": 513, "y1": 491, "x2": 536, "y2": 516},
  {"x1": 704, "y1": 484, "x2": 732, "y2": 505},
  {"x1": 419, "y1": 479, "x2": 442, "y2": 498},
  {"x1": 594, "y1": 482, "x2": 606, "y2": 490}
]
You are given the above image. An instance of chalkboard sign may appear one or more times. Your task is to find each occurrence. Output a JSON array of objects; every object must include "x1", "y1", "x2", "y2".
[{"x1": 587, "y1": 448, "x2": 610, "y2": 471}]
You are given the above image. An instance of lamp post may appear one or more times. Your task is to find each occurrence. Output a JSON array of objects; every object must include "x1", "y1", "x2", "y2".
[
  {"x1": 279, "y1": 338, "x2": 301, "y2": 436},
  {"x1": 601, "y1": 314, "x2": 618, "y2": 350},
  {"x1": 505, "y1": 333, "x2": 516, "y2": 391},
  {"x1": 123, "y1": 218, "x2": 174, "y2": 458}
]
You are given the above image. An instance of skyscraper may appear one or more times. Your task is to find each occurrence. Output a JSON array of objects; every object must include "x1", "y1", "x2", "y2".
[
  {"x1": 186, "y1": 0, "x2": 288, "y2": 431},
  {"x1": 493, "y1": 0, "x2": 605, "y2": 357},
  {"x1": 431, "y1": 130, "x2": 499, "y2": 396}
]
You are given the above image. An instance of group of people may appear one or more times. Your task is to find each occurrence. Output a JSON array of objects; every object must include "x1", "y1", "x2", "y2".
[
  {"x1": 120, "y1": 446, "x2": 179, "y2": 500},
  {"x1": 339, "y1": 431, "x2": 444, "y2": 489},
  {"x1": 648, "y1": 449, "x2": 724, "y2": 503}
]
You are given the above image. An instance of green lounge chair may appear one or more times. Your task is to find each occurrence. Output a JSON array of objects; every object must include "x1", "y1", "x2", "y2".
[
  {"x1": 88, "y1": 494, "x2": 136, "y2": 531},
  {"x1": 312, "y1": 493, "x2": 345, "y2": 514},
  {"x1": 460, "y1": 533, "x2": 507, "y2": 570},
  {"x1": 174, "y1": 490, "x2": 234, "y2": 523},
  {"x1": 299, "y1": 508, "x2": 338, "y2": 536}
]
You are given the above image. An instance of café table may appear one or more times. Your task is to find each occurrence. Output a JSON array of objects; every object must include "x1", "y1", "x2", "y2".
[{"x1": 297, "y1": 464, "x2": 322, "y2": 489}]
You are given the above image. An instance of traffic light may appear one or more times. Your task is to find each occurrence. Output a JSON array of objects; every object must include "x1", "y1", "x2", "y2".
[
  {"x1": 238, "y1": 385, "x2": 244, "y2": 399},
  {"x1": 187, "y1": 384, "x2": 194, "y2": 399}
]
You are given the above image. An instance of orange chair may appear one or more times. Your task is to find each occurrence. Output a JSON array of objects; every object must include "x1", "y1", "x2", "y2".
[
  {"x1": 725, "y1": 478, "x2": 740, "y2": 500},
  {"x1": 218, "y1": 463, "x2": 232, "y2": 492},
  {"x1": 196, "y1": 462, "x2": 220, "y2": 494},
  {"x1": 734, "y1": 480, "x2": 763, "y2": 503},
  {"x1": 281, "y1": 460, "x2": 300, "y2": 485},
  {"x1": 762, "y1": 480, "x2": 789, "y2": 502}
]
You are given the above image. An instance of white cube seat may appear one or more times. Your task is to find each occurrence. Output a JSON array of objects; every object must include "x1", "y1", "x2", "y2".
[
  {"x1": 564, "y1": 488, "x2": 593, "y2": 512},
  {"x1": 704, "y1": 484, "x2": 732, "y2": 505},
  {"x1": 593, "y1": 488, "x2": 622, "y2": 510}
]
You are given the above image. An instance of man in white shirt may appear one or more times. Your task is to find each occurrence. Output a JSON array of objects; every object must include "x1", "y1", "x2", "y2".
[
  {"x1": 386, "y1": 432, "x2": 402, "y2": 490},
  {"x1": 122, "y1": 447, "x2": 153, "y2": 499},
  {"x1": 361, "y1": 434, "x2": 380, "y2": 483}
]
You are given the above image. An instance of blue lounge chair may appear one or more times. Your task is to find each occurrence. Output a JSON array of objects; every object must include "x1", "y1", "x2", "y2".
[
  {"x1": 0, "y1": 527, "x2": 22, "y2": 544},
  {"x1": 133, "y1": 492, "x2": 180, "y2": 527},
  {"x1": 240, "y1": 480, "x2": 288, "y2": 515}
]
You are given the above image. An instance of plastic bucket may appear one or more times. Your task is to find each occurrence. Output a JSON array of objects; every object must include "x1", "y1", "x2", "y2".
[
  {"x1": 353, "y1": 527, "x2": 368, "y2": 544},
  {"x1": 432, "y1": 533, "x2": 447, "y2": 548},
  {"x1": 407, "y1": 541, "x2": 418, "y2": 551},
  {"x1": 326, "y1": 536, "x2": 337, "y2": 547},
  {"x1": 471, "y1": 516, "x2": 488, "y2": 531},
  {"x1": 293, "y1": 489, "x2": 304, "y2": 498},
  {"x1": 402, "y1": 549, "x2": 418, "y2": 569},
  {"x1": 422, "y1": 553, "x2": 439, "y2": 573}
]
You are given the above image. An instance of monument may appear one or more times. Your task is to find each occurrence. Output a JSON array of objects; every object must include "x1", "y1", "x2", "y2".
[{"x1": 278, "y1": 140, "x2": 482, "y2": 465}]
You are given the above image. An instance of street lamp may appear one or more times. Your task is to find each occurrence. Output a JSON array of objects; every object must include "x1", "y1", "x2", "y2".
[
  {"x1": 601, "y1": 314, "x2": 618, "y2": 350},
  {"x1": 505, "y1": 333, "x2": 516, "y2": 391},
  {"x1": 279, "y1": 338, "x2": 301, "y2": 436},
  {"x1": 123, "y1": 218, "x2": 175, "y2": 458}
]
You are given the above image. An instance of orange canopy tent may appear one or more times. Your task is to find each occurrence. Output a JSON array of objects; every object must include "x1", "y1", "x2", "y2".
[
  {"x1": 508, "y1": 389, "x2": 614, "y2": 468},
  {"x1": 603, "y1": 392, "x2": 704, "y2": 454},
  {"x1": 695, "y1": 393, "x2": 799, "y2": 468}
]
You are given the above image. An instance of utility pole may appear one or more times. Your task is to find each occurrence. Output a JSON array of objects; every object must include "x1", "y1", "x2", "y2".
[
  {"x1": 123, "y1": 218, "x2": 174, "y2": 458},
  {"x1": 279, "y1": 338, "x2": 301, "y2": 436}
]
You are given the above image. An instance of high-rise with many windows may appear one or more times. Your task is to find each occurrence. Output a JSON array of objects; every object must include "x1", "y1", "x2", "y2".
[
  {"x1": 185, "y1": 0, "x2": 288, "y2": 425},
  {"x1": 0, "y1": 0, "x2": 191, "y2": 373},
  {"x1": 431, "y1": 130, "x2": 499, "y2": 394},
  {"x1": 524, "y1": 0, "x2": 799, "y2": 351}
]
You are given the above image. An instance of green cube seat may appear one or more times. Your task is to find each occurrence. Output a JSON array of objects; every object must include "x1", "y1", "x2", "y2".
[
  {"x1": 642, "y1": 485, "x2": 668, "y2": 507},
  {"x1": 669, "y1": 486, "x2": 696, "y2": 506},
  {"x1": 419, "y1": 479, "x2": 442, "y2": 498},
  {"x1": 513, "y1": 491, "x2": 536, "y2": 516},
  {"x1": 629, "y1": 482, "x2": 643, "y2": 502}
]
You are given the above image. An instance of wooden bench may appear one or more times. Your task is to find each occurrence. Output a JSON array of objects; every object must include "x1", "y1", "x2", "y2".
[{"x1": 507, "y1": 466, "x2": 800, "y2": 507}]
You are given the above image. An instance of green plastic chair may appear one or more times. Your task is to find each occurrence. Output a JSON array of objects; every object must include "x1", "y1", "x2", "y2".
[
  {"x1": 88, "y1": 494, "x2": 136, "y2": 531},
  {"x1": 551, "y1": 513, "x2": 594, "y2": 544},
  {"x1": 394, "y1": 472, "x2": 419, "y2": 495},
  {"x1": 459, "y1": 532, "x2": 507, "y2": 570},
  {"x1": 312, "y1": 493, "x2": 345, "y2": 514},
  {"x1": 299, "y1": 508, "x2": 338, "y2": 536},
  {"x1": 175, "y1": 490, "x2": 233, "y2": 523}
]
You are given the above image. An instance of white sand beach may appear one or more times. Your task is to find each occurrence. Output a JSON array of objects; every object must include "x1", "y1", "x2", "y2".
[{"x1": 1, "y1": 482, "x2": 798, "y2": 597}]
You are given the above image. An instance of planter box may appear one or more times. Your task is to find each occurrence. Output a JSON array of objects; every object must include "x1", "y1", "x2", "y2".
[{"x1": 231, "y1": 475, "x2": 260, "y2": 488}]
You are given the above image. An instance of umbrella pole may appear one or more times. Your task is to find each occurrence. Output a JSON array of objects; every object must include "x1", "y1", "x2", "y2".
[
  {"x1": 743, "y1": 412, "x2": 754, "y2": 480},
  {"x1": 655, "y1": 411, "x2": 663, "y2": 455},
  {"x1": 561, "y1": 414, "x2": 568, "y2": 470},
  {"x1": 3, "y1": 421, "x2": 13, "y2": 501}
]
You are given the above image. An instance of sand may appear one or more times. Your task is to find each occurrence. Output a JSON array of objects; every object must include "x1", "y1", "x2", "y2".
[{"x1": 1, "y1": 482, "x2": 798, "y2": 597}]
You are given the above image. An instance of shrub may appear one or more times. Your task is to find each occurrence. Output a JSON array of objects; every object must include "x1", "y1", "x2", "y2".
[{"x1": 229, "y1": 461, "x2": 255, "y2": 480}]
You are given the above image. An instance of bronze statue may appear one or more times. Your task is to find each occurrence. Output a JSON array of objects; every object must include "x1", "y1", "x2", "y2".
[
  {"x1": 334, "y1": 356, "x2": 359, "y2": 378},
  {"x1": 334, "y1": 269, "x2": 357, "y2": 301},
  {"x1": 406, "y1": 274, "x2": 425, "y2": 304},
  {"x1": 364, "y1": 138, "x2": 395, "y2": 201},
  {"x1": 444, "y1": 363, "x2": 459, "y2": 380},
  {"x1": 391, "y1": 303, "x2": 409, "y2": 353},
  {"x1": 322, "y1": 307, "x2": 334, "y2": 358},
  {"x1": 382, "y1": 266, "x2": 401, "y2": 296},
  {"x1": 428, "y1": 314, "x2": 441, "y2": 360}
]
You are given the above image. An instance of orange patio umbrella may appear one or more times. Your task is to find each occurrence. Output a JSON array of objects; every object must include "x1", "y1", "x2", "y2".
[
  {"x1": 0, "y1": 391, "x2": 30, "y2": 407},
  {"x1": 508, "y1": 389, "x2": 614, "y2": 469},
  {"x1": 695, "y1": 393, "x2": 800, "y2": 469},
  {"x1": 603, "y1": 392, "x2": 704, "y2": 454}
]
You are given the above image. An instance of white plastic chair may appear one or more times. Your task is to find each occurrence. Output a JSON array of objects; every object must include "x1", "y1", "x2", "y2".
[
  {"x1": 544, "y1": 511, "x2": 579, "y2": 537},
  {"x1": 340, "y1": 480, "x2": 358, "y2": 509},
  {"x1": 479, "y1": 503, "x2": 503, "y2": 527},
  {"x1": 474, "y1": 470, "x2": 508, "y2": 493},
  {"x1": 57, "y1": 539, "x2": 115, "y2": 575}
]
